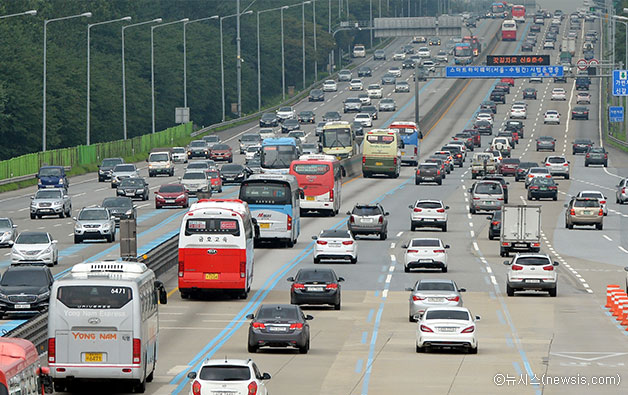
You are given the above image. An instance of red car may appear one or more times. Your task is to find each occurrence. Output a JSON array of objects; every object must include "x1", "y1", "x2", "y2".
[
  {"x1": 207, "y1": 169, "x2": 223, "y2": 193},
  {"x1": 501, "y1": 77, "x2": 515, "y2": 86},
  {"x1": 155, "y1": 183, "x2": 189, "y2": 209},
  {"x1": 209, "y1": 144, "x2": 233, "y2": 162},
  {"x1": 500, "y1": 158, "x2": 520, "y2": 176}
]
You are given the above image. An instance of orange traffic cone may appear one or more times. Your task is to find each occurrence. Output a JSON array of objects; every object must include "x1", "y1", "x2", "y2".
[
  {"x1": 611, "y1": 291, "x2": 626, "y2": 316},
  {"x1": 617, "y1": 298, "x2": 628, "y2": 321},
  {"x1": 607, "y1": 285, "x2": 621, "y2": 308}
]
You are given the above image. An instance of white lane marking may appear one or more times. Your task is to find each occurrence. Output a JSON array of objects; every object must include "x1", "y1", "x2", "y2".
[
  {"x1": 136, "y1": 203, "x2": 151, "y2": 209},
  {"x1": 490, "y1": 276, "x2": 498, "y2": 285},
  {"x1": 385, "y1": 274, "x2": 392, "y2": 283},
  {"x1": 486, "y1": 266, "x2": 493, "y2": 273},
  {"x1": 396, "y1": 231, "x2": 403, "y2": 237},
  {"x1": 619, "y1": 246, "x2": 628, "y2": 254},
  {"x1": 382, "y1": 289, "x2": 389, "y2": 298},
  {"x1": 67, "y1": 233, "x2": 74, "y2": 237},
  {"x1": 390, "y1": 242, "x2": 396, "y2": 249},
  {"x1": 473, "y1": 241, "x2": 479, "y2": 251},
  {"x1": 390, "y1": 254, "x2": 396, "y2": 261},
  {"x1": 95, "y1": 187, "x2": 107, "y2": 192},
  {"x1": 470, "y1": 230, "x2": 474, "y2": 238},
  {"x1": 74, "y1": 192, "x2": 86, "y2": 197},
  {"x1": 18, "y1": 208, "x2": 28, "y2": 212},
  {"x1": 603, "y1": 235, "x2": 613, "y2": 242},
  {"x1": 54, "y1": 223, "x2": 63, "y2": 227}
]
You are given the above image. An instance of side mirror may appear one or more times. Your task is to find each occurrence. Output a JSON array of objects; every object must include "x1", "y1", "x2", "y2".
[
  {"x1": 445, "y1": 206, "x2": 450, "y2": 210},
  {"x1": 30, "y1": 196, "x2": 34, "y2": 200},
  {"x1": 72, "y1": 217, "x2": 77, "y2": 221},
  {"x1": 299, "y1": 189, "x2": 305, "y2": 199},
  {"x1": 187, "y1": 372, "x2": 197, "y2": 380},
  {"x1": 311, "y1": 235, "x2": 318, "y2": 240},
  {"x1": 503, "y1": 260, "x2": 511, "y2": 265},
  {"x1": 408, "y1": 205, "x2": 413, "y2": 209},
  {"x1": 286, "y1": 277, "x2": 294, "y2": 282},
  {"x1": 346, "y1": 211, "x2": 351, "y2": 215},
  {"x1": 554, "y1": 261, "x2": 559, "y2": 266},
  {"x1": 401, "y1": 244, "x2": 408, "y2": 249},
  {"x1": 305, "y1": 314, "x2": 314, "y2": 320},
  {"x1": 246, "y1": 314, "x2": 254, "y2": 320},
  {"x1": 405, "y1": 287, "x2": 413, "y2": 292},
  {"x1": 178, "y1": 177, "x2": 182, "y2": 181},
  {"x1": 338, "y1": 277, "x2": 345, "y2": 282},
  {"x1": 262, "y1": 372, "x2": 272, "y2": 380},
  {"x1": 468, "y1": 188, "x2": 472, "y2": 193},
  {"x1": 475, "y1": 315, "x2": 481, "y2": 320},
  {"x1": 12, "y1": 224, "x2": 17, "y2": 228},
  {"x1": 624, "y1": 267, "x2": 628, "y2": 272},
  {"x1": 64, "y1": 195, "x2": 69, "y2": 199},
  {"x1": 155, "y1": 280, "x2": 168, "y2": 304},
  {"x1": 563, "y1": 204, "x2": 567, "y2": 208},
  {"x1": 384, "y1": 212, "x2": 390, "y2": 216},
  {"x1": 52, "y1": 240, "x2": 58, "y2": 244},
  {"x1": 444, "y1": 245, "x2": 450, "y2": 249},
  {"x1": 412, "y1": 314, "x2": 421, "y2": 321},
  {"x1": 35, "y1": 174, "x2": 39, "y2": 179},
  {"x1": 459, "y1": 288, "x2": 466, "y2": 292},
  {"x1": 145, "y1": 159, "x2": 148, "y2": 162},
  {"x1": 486, "y1": 216, "x2": 492, "y2": 220}
]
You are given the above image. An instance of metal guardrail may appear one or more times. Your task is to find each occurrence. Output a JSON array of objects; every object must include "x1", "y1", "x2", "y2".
[{"x1": 607, "y1": 134, "x2": 628, "y2": 148}]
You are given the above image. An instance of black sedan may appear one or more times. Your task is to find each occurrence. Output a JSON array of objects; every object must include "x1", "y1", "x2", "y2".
[
  {"x1": 298, "y1": 111, "x2": 315, "y2": 123},
  {"x1": 521, "y1": 42, "x2": 533, "y2": 52},
  {"x1": 281, "y1": 119, "x2": 301, "y2": 133},
  {"x1": 308, "y1": 89, "x2": 324, "y2": 102},
  {"x1": 585, "y1": 147, "x2": 608, "y2": 167},
  {"x1": 572, "y1": 139, "x2": 593, "y2": 154},
  {"x1": 116, "y1": 178, "x2": 149, "y2": 201},
  {"x1": 361, "y1": 105, "x2": 378, "y2": 120},
  {"x1": 402, "y1": 59, "x2": 416, "y2": 69},
  {"x1": 220, "y1": 164, "x2": 251, "y2": 184},
  {"x1": 428, "y1": 37, "x2": 441, "y2": 45},
  {"x1": 101, "y1": 197, "x2": 136, "y2": 225},
  {"x1": 247, "y1": 304, "x2": 313, "y2": 353},
  {"x1": 357, "y1": 66, "x2": 372, "y2": 77},
  {"x1": 259, "y1": 112, "x2": 279, "y2": 127},
  {"x1": 474, "y1": 120, "x2": 492, "y2": 135},
  {"x1": 480, "y1": 100, "x2": 497, "y2": 114},
  {"x1": 527, "y1": 177, "x2": 558, "y2": 201},
  {"x1": 323, "y1": 111, "x2": 341, "y2": 122},
  {"x1": 287, "y1": 268, "x2": 344, "y2": 310},
  {"x1": 490, "y1": 90, "x2": 506, "y2": 104},
  {"x1": 571, "y1": 106, "x2": 589, "y2": 120},
  {"x1": 504, "y1": 120, "x2": 524, "y2": 138},
  {"x1": 487, "y1": 209, "x2": 501, "y2": 240},
  {"x1": 523, "y1": 88, "x2": 537, "y2": 99}
]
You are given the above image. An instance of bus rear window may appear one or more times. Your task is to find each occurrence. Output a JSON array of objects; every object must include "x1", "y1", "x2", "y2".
[
  {"x1": 185, "y1": 219, "x2": 240, "y2": 236},
  {"x1": 57, "y1": 286, "x2": 133, "y2": 309},
  {"x1": 292, "y1": 164, "x2": 330, "y2": 175},
  {"x1": 366, "y1": 135, "x2": 394, "y2": 144},
  {"x1": 240, "y1": 183, "x2": 291, "y2": 205}
]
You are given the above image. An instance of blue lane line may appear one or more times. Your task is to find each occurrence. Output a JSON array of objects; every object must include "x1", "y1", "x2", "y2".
[
  {"x1": 497, "y1": 309, "x2": 506, "y2": 325},
  {"x1": 367, "y1": 309, "x2": 374, "y2": 323},
  {"x1": 361, "y1": 331, "x2": 368, "y2": 344},
  {"x1": 505, "y1": 335, "x2": 514, "y2": 348},
  {"x1": 355, "y1": 359, "x2": 364, "y2": 373}
]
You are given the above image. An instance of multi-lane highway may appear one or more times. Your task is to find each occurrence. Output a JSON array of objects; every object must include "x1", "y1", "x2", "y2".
[{"x1": 3, "y1": 2, "x2": 628, "y2": 394}]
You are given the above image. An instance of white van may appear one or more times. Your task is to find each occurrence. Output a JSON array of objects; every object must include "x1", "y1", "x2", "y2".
[{"x1": 147, "y1": 148, "x2": 175, "y2": 177}]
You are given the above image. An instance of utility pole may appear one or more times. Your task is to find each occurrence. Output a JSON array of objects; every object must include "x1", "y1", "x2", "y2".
[{"x1": 236, "y1": 0, "x2": 243, "y2": 117}]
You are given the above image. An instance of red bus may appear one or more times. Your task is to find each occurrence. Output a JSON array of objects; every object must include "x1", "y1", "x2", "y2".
[
  {"x1": 0, "y1": 338, "x2": 52, "y2": 395},
  {"x1": 501, "y1": 20, "x2": 517, "y2": 41},
  {"x1": 289, "y1": 154, "x2": 342, "y2": 216},
  {"x1": 462, "y1": 36, "x2": 481, "y2": 56},
  {"x1": 512, "y1": 5, "x2": 525, "y2": 23}
]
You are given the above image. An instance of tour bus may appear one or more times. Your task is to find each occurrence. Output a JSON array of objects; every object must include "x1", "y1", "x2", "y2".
[
  {"x1": 0, "y1": 338, "x2": 52, "y2": 395},
  {"x1": 462, "y1": 36, "x2": 481, "y2": 56},
  {"x1": 362, "y1": 129, "x2": 402, "y2": 178},
  {"x1": 48, "y1": 261, "x2": 168, "y2": 393},
  {"x1": 502, "y1": 20, "x2": 517, "y2": 41},
  {"x1": 492, "y1": 2, "x2": 505, "y2": 16},
  {"x1": 454, "y1": 42, "x2": 473, "y2": 64},
  {"x1": 321, "y1": 121, "x2": 357, "y2": 159},
  {"x1": 260, "y1": 137, "x2": 299, "y2": 174},
  {"x1": 178, "y1": 199, "x2": 256, "y2": 299},
  {"x1": 289, "y1": 154, "x2": 343, "y2": 216},
  {"x1": 511, "y1": 5, "x2": 526, "y2": 23},
  {"x1": 389, "y1": 121, "x2": 421, "y2": 166},
  {"x1": 239, "y1": 174, "x2": 301, "y2": 247}
]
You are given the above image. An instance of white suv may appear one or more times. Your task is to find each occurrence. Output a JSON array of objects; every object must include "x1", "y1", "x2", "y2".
[
  {"x1": 187, "y1": 359, "x2": 271, "y2": 395},
  {"x1": 409, "y1": 200, "x2": 449, "y2": 231},
  {"x1": 544, "y1": 155, "x2": 570, "y2": 179},
  {"x1": 504, "y1": 254, "x2": 558, "y2": 297}
]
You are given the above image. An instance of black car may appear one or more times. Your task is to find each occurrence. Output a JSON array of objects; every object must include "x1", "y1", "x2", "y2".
[
  {"x1": 308, "y1": 89, "x2": 324, "y2": 102},
  {"x1": 453, "y1": 132, "x2": 474, "y2": 150},
  {"x1": 402, "y1": 59, "x2": 416, "y2": 69},
  {"x1": 424, "y1": 158, "x2": 447, "y2": 178},
  {"x1": 515, "y1": 161, "x2": 539, "y2": 181},
  {"x1": 576, "y1": 77, "x2": 591, "y2": 90},
  {"x1": 116, "y1": 178, "x2": 149, "y2": 200},
  {"x1": 480, "y1": 100, "x2": 497, "y2": 114},
  {"x1": 357, "y1": 66, "x2": 372, "y2": 77},
  {"x1": 474, "y1": 120, "x2": 492, "y2": 135},
  {"x1": 361, "y1": 105, "x2": 378, "y2": 120},
  {"x1": 572, "y1": 139, "x2": 593, "y2": 154},
  {"x1": 102, "y1": 197, "x2": 136, "y2": 225},
  {"x1": 220, "y1": 164, "x2": 251, "y2": 184},
  {"x1": 522, "y1": 88, "x2": 537, "y2": 99},
  {"x1": 528, "y1": 177, "x2": 558, "y2": 201},
  {"x1": 415, "y1": 163, "x2": 442, "y2": 185},
  {"x1": 323, "y1": 111, "x2": 341, "y2": 122},
  {"x1": 297, "y1": 111, "x2": 315, "y2": 123},
  {"x1": 428, "y1": 37, "x2": 441, "y2": 45},
  {"x1": 571, "y1": 106, "x2": 589, "y2": 120},
  {"x1": 281, "y1": 119, "x2": 301, "y2": 133},
  {"x1": 287, "y1": 268, "x2": 344, "y2": 310},
  {"x1": 554, "y1": 75, "x2": 567, "y2": 83},
  {"x1": 521, "y1": 43, "x2": 533, "y2": 52},
  {"x1": 246, "y1": 304, "x2": 313, "y2": 353},
  {"x1": 495, "y1": 82, "x2": 510, "y2": 94},
  {"x1": 504, "y1": 120, "x2": 524, "y2": 138},
  {"x1": 482, "y1": 175, "x2": 509, "y2": 203},
  {"x1": 0, "y1": 264, "x2": 54, "y2": 317},
  {"x1": 259, "y1": 112, "x2": 279, "y2": 127},
  {"x1": 585, "y1": 147, "x2": 608, "y2": 167},
  {"x1": 352, "y1": 121, "x2": 364, "y2": 137},
  {"x1": 487, "y1": 210, "x2": 501, "y2": 240},
  {"x1": 402, "y1": 44, "x2": 415, "y2": 54},
  {"x1": 98, "y1": 157, "x2": 124, "y2": 182},
  {"x1": 381, "y1": 73, "x2": 396, "y2": 85},
  {"x1": 490, "y1": 90, "x2": 506, "y2": 104},
  {"x1": 442, "y1": 145, "x2": 464, "y2": 167}
]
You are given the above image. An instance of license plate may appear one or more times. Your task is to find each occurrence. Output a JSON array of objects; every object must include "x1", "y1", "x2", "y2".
[
  {"x1": 306, "y1": 196, "x2": 315, "y2": 201},
  {"x1": 485, "y1": 201, "x2": 494, "y2": 205},
  {"x1": 438, "y1": 327, "x2": 457, "y2": 332},
  {"x1": 166, "y1": 199, "x2": 175, "y2": 203},
  {"x1": 418, "y1": 259, "x2": 434, "y2": 263},
  {"x1": 307, "y1": 287, "x2": 324, "y2": 292},
  {"x1": 362, "y1": 218, "x2": 374, "y2": 223},
  {"x1": 205, "y1": 273, "x2": 219, "y2": 280},
  {"x1": 375, "y1": 162, "x2": 383, "y2": 166},
  {"x1": 423, "y1": 177, "x2": 433, "y2": 180},
  {"x1": 527, "y1": 279, "x2": 540, "y2": 283},
  {"x1": 428, "y1": 298, "x2": 444, "y2": 302},
  {"x1": 259, "y1": 223, "x2": 270, "y2": 229},
  {"x1": 583, "y1": 211, "x2": 592, "y2": 215},
  {"x1": 514, "y1": 243, "x2": 527, "y2": 248},
  {"x1": 84, "y1": 353, "x2": 103, "y2": 362},
  {"x1": 330, "y1": 243, "x2": 341, "y2": 248},
  {"x1": 269, "y1": 326, "x2": 287, "y2": 332},
  {"x1": 14, "y1": 304, "x2": 30, "y2": 309},
  {"x1": 126, "y1": 192, "x2": 135, "y2": 196}
]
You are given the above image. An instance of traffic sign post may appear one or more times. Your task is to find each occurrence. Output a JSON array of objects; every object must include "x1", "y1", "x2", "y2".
[
  {"x1": 609, "y1": 106, "x2": 624, "y2": 123},
  {"x1": 613, "y1": 70, "x2": 628, "y2": 96},
  {"x1": 446, "y1": 65, "x2": 563, "y2": 78}
]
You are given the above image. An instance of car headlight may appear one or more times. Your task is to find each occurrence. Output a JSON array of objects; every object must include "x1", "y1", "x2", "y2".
[
  {"x1": 238, "y1": 173, "x2": 245, "y2": 177},
  {"x1": 125, "y1": 209, "x2": 133, "y2": 215},
  {"x1": 53, "y1": 201, "x2": 62, "y2": 206},
  {"x1": 58, "y1": 179, "x2": 64, "y2": 184},
  {"x1": 0, "y1": 292, "x2": 7, "y2": 301},
  {"x1": 75, "y1": 224, "x2": 82, "y2": 231},
  {"x1": 136, "y1": 189, "x2": 145, "y2": 193},
  {"x1": 42, "y1": 246, "x2": 51, "y2": 254},
  {"x1": 102, "y1": 223, "x2": 111, "y2": 230},
  {"x1": 37, "y1": 291, "x2": 50, "y2": 301},
  {"x1": 177, "y1": 194, "x2": 186, "y2": 200}
]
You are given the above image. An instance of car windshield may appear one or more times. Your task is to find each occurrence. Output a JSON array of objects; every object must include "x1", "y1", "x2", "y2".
[
  {"x1": 574, "y1": 139, "x2": 591, "y2": 144},
  {"x1": 159, "y1": 185, "x2": 185, "y2": 193},
  {"x1": 580, "y1": 192, "x2": 603, "y2": 199},
  {"x1": 256, "y1": 306, "x2": 298, "y2": 320},
  {"x1": 261, "y1": 113, "x2": 275, "y2": 120},
  {"x1": 239, "y1": 182, "x2": 290, "y2": 205},
  {"x1": 419, "y1": 164, "x2": 437, "y2": 171},
  {"x1": 417, "y1": 281, "x2": 455, "y2": 291},
  {"x1": 38, "y1": 168, "x2": 62, "y2": 177},
  {"x1": 531, "y1": 178, "x2": 554, "y2": 186},
  {"x1": 1, "y1": 270, "x2": 48, "y2": 287},
  {"x1": 183, "y1": 172, "x2": 206, "y2": 180},
  {"x1": 212, "y1": 144, "x2": 230, "y2": 150},
  {"x1": 207, "y1": 171, "x2": 219, "y2": 178},
  {"x1": 56, "y1": 285, "x2": 132, "y2": 309},
  {"x1": 278, "y1": 107, "x2": 292, "y2": 112},
  {"x1": 475, "y1": 183, "x2": 502, "y2": 194},
  {"x1": 296, "y1": 270, "x2": 335, "y2": 282},
  {"x1": 204, "y1": 136, "x2": 220, "y2": 142},
  {"x1": 173, "y1": 147, "x2": 185, "y2": 153},
  {"x1": 547, "y1": 157, "x2": 565, "y2": 163},
  {"x1": 102, "y1": 198, "x2": 132, "y2": 208},
  {"x1": 79, "y1": 210, "x2": 108, "y2": 220},
  {"x1": 101, "y1": 159, "x2": 122, "y2": 167},
  {"x1": 502, "y1": 159, "x2": 519, "y2": 165},
  {"x1": 425, "y1": 310, "x2": 470, "y2": 320},
  {"x1": 574, "y1": 199, "x2": 600, "y2": 207},
  {"x1": 411, "y1": 239, "x2": 440, "y2": 247},
  {"x1": 0, "y1": 219, "x2": 11, "y2": 229},
  {"x1": 114, "y1": 165, "x2": 135, "y2": 172},
  {"x1": 198, "y1": 366, "x2": 251, "y2": 381},
  {"x1": 320, "y1": 229, "x2": 351, "y2": 238},
  {"x1": 241, "y1": 134, "x2": 260, "y2": 142},
  {"x1": 589, "y1": 148, "x2": 604, "y2": 153},
  {"x1": 516, "y1": 256, "x2": 551, "y2": 266},
  {"x1": 119, "y1": 179, "x2": 144, "y2": 188},
  {"x1": 187, "y1": 162, "x2": 208, "y2": 170},
  {"x1": 35, "y1": 190, "x2": 62, "y2": 199},
  {"x1": 415, "y1": 201, "x2": 442, "y2": 209},
  {"x1": 149, "y1": 153, "x2": 169, "y2": 162},
  {"x1": 222, "y1": 165, "x2": 243, "y2": 172},
  {"x1": 15, "y1": 233, "x2": 49, "y2": 244},
  {"x1": 352, "y1": 206, "x2": 381, "y2": 216}
]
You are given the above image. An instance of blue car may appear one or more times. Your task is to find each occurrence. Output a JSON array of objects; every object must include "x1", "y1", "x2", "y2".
[{"x1": 37, "y1": 166, "x2": 68, "y2": 191}]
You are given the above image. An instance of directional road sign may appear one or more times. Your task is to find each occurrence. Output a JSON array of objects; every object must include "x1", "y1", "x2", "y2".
[
  {"x1": 609, "y1": 106, "x2": 624, "y2": 123},
  {"x1": 446, "y1": 65, "x2": 563, "y2": 78},
  {"x1": 613, "y1": 70, "x2": 628, "y2": 96}
]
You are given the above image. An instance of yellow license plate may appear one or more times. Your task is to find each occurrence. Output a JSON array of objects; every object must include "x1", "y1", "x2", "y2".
[
  {"x1": 259, "y1": 223, "x2": 270, "y2": 229},
  {"x1": 205, "y1": 273, "x2": 219, "y2": 280},
  {"x1": 306, "y1": 196, "x2": 315, "y2": 201},
  {"x1": 85, "y1": 353, "x2": 102, "y2": 362},
  {"x1": 375, "y1": 162, "x2": 383, "y2": 166}
]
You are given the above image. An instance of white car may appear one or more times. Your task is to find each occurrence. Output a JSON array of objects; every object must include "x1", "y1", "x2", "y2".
[
  {"x1": 313, "y1": 229, "x2": 358, "y2": 263},
  {"x1": 576, "y1": 92, "x2": 591, "y2": 104},
  {"x1": 171, "y1": 147, "x2": 188, "y2": 163},
  {"x1": 349, "y1": 78, "x2": 363, "y2": 90},
  {"x1": 110, "y1": 164, "x2": 139, "y2": 188},
  {"x1": 354, "y1": 113, "x2": 372, "y2": 127},
  {"x1": 504, "y1": 253, "x2": 558, "y2": 297},
  {"x1": 245, "y1": 145, "x2": 260, "y2": 162},
  {"x1": 576, "y1": 190, "x2": 608, "y2": 215},
  {"x1": 551, "y1": 87, "x2": 566, "y2": 100},
  {"x1": 543, "y1": 41, "x2": 555, "y2": 49},
  {"x1": 543, "y1": 110, "x2": 560, "y2": 124},
  {"x1": 259, "y1": 128, "x2": 275, "y2": 140},
  {"x1": 388, "y1": 67, "x2": 402, "y2": 77},
  {"x1": 367, "y1": 84, "x2": 383, "y2": 99},
  {"x1": 322, "y1": 79, "x2": 337, "y2": 92},
  {"x1": 476, "y1": 113, "x2": 493, "y2": 124},
  {"x1": 525, "y1": 167, "x2": 552, "y2": 188},
  {"x1": 287, "y1": 130, "x2": 307, "y2": 144},
  {"x1": 409, "y1": 200, "x2": 448, "y2": 231},
  {"x1": 415, "y1": 307, "x2": 479, "y2": 354},
  {"x1": 509, "y1": 105, "x2": 527, "y2": 119},
  {"x1": 417, "y1": 47, "x2": 431, "y2": 58},
  {"x1": 544, "y1": 155, "x2": 570, "y2": 179},
  {"x1": 276, "y1": 106, "x2": 295, "y2": 120},
  {"x1": 422, "y1": 60, "x2": 436, "y2": 72},
  {"x1": 187, "y1": 358, "x2": 271, "y2": 395},
  {"x1": 11, "y1": 231, "x2": 58, "y2": 266},
  {"x1": 393, "y1": 52, "x2": 406, "y2": 60},
  {"x1": 358, "y1": 93, "x2": 371, "y2": 105},
  {"x1": 402, "y1": 238, "x2": 449, "y2": 273},
  {"x1": 435, "y1": 51, "x2": 448, "y2": 62}
]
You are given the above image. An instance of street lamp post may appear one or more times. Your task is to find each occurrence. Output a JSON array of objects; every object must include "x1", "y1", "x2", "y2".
[
  {"x1": 43, "y1": 12, "x2": 92, "y2": 152},
  {"x1": 183, "y1": 16, "x2": 218, "y2": 109},
  {"x1": 151, "y1": 18, "x2": 189, "y2": 134},
  {"x1": 257, "y1": 6, "x2": 285, "y2": 111},
  {"x1": 122, "y1": 18, "x2": 162, "y2": 140},
  {"x1": 281, "y1": 6, "x2": 288, "y2": 100},
  {"x1": 313, "y1": 0, "x2": 318, "y2": 82},
  {"x1": 302, "y1": 1, "x2": 312, "y2": 90},
  {"x1": 220, "y1": 10, "x2": 252, "y2": 122},
  {"x1": 0, "y1": 9, "x2": 36, "y2": 20},
  {"x1": 86, "y1": 16, "x2": 131, "y2": 146}
]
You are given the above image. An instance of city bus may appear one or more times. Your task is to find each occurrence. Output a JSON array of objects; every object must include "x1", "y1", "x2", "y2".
[
  {"x1": 454, "y1": 43, "x2": 473, "y2": 64},
  {"x1": 501, "y1": 20, "x2": 517, "y2": 41},
  {"x1": 260, "y1": 137, "x2": 299, "y2": 174},
  {"x1": 362, "y1": 129, "x2": 402, "y2": 178},
  {"x1": 320, "y1": 121, "x2": 357, "y2": 159},
  {"x1": 0, "y1": 338, "x2": 52, "y2": 395},
  {"x1": 289, "y1": 154, "x2": 343, "y2": 216},
  {"x1": 178, "y1": 199, "x2": 256, "y2": 299},
  {"x1": 389, "y1": 121, "x2": 421, "y2": 166},
  {"x1": 511, "y1": 5, "x2": 526, "y2": 23},
  {"x1": 48, "y1": 261, "x2": 168, "y2": 393},
  {"x1": 492, "y1": 2, "x2": 505, "y2": 16},
  {"x1": 462, "y1": 36, "x2": 481, "y2": 56},
  {"x1": 239, "y1": 174, "x2": 301, "y2": 248}
]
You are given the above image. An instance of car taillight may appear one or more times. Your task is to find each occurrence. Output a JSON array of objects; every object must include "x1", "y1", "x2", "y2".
[
  {"x1": 570, "y1": 208, "x2": 575, "y2": 215},
  {"x1": 437, "y1": 170, "x2": 441, "y2": 175},
  {"x1": 414, "y1": 208, "x2": 422, "y2": 212},
  {"x1": 349, "y1": 216, "x2": 355, "y2": 223},
  {"x1": 192, "y1": 381, "x2": 202, "y2": 395},
  {"x1": 394, "y1": 157, "x2": 398, "y2": 165},
  {"x1": 292, "y1": 283, "x2": 305, "y2": 289},
  {"x1": 605, "y1": 153, "x2": 608, "y2": 159},
  {"x1": 497, "y1": 197, "x2": 504, "y2": 201},
  {"x1": 289, "y1": 323, "x2": 304, "y2": 330},
  {"x1": 342, "y1": 240, "x2": 354, "y2": 245},
  {"x1": 549, "y1": 186, "x2": 557, "y2": 190},
  {"x1": 326, "y1": 283, "x2": 338, "y2": 289},
  {"x1": 240, "y1": 260, "x2": 246, "y2": 278},
  {"x1": 446, "y1": 296, "x2": 460, "y2": 302},
  {"x1": 622, "y1": 188, "x2": 626, "y2": 194},
  {"x1": 133, "y1": 338, "x2": 141, "y2": 364},
  {"x1": 378, "y1": 216, "x2": 383, "y2": 224},
  {"x1": 287, "y1": 215, "x2": 292, "y2": 231},
  {"x1": 545, "y1": 175, "x2": 551, "y2": 178},
  {"x1": 329, "y1": 189, "x2": 334, "y2": 202},
  {"x1": 511, "y1": 264, "x2": 523, "y2": 271},
  {"x1": 412, "y1": 295, "x2": 426, "y2": 301},
  {"x1": 420, "y1": 324, "x2": 433, "y2": 332},
  {"x1": 317, "y1": 240, "x2": 328, "y2": 245},
  {"x1": 362, "y1": 156, "x2": 366, "y2": 164},
  {"x1": 252, "y1": 322, "x2": 266, "y2": 329},
  {"x1": 543, "y1": 265, "x2": 554, "y2": 271},
  {"x1": 599, "y1": 209, "x2": 604, "y2": 216},
  {"x1": 48, "y1": 338, "x2": 55, "y2": 363},
  {"x1": 545, "y1": 163, "x2": 551, "y2": 166},
  {"x1": 461, "y1": 325, "x2": 475, "y2": 333},
  {"x1": 528, "y1": 174, "x2": 534, "y2": 178},
  {"x1": 586, "y1": 154, "x2": 590, "y2": 158},
  {"x1": 178, "y1": 259, "x2": 184, "y2": 277},
  {"x1": 436, "y1": 208, "x2": 445, "y2": 213},
  {"x1": 492, "y1": 221, "x2": 499, "y2": 226},
  {"x1": 416, "y1": 169, "x2": 421, "y2": 175},
  {"x1": 414, "y1": 147, "x2": 418, "y2": 154},
  {"x1": 600, "y1": 200, "x2": 606, "y2": 204},
  {"x1": 433, "y1": 249, "x2": 445, "y2": 253},
  {"x1": 563, "y1": 163, "x2": 569, "y2": 166},
  {"x1": 473, "y1": 197, "x2": 480, "y2": 200}
]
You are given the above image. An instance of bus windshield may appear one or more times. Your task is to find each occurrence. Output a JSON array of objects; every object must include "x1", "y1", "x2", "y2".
[
  {"x1": 322, "y1": 128, "x2": 351, "y2": 148},
  {"x1": 261, "y1": 145, "x2": 298, "y2": 169},
  {"x1": 240, "y1": 182, "x2": 291, "y2": 205},
  {"x1": 454, "y1": 46, "x2": 472, "y2": 57},
  {"x1": 57, "y1": 286, "x2": 133, "y2": 309}
]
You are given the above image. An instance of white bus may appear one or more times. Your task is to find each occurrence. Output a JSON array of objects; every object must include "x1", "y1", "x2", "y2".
[{"x1": 48, "y1": 261, "x2": 167, "y2": 393}]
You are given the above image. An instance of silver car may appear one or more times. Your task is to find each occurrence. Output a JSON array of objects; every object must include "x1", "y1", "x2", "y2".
[
  {"x1": 180, "y1": 170, "x2": 211, "y2": 196},
  {"x1": 30, "y1": 188, "x2": 72, "y2": 219},
  {"x1": 0, "y1": 218, "x2": 18, "y2": 247},
  {"x1": 11, "y1": 231, "x2": 58, "y2": 266},
  {"x1": 544, "y1": 155, "x2": 570, "y2": 179},
  {"x1": 379, "y1": 98, "x2": 397, "y2": 111},
  {"x1": 469, "y1": 181, "x2": 504, "y2": 214},
  {"x1": 406, "y1": 279, "x2": 465, "y2": 322},
  {"x1": 616, "y1": 178, "x2": 628, "y2": 204},
  {"x1": 110, "y1": 164, "x2": 139, "y2": 188},
  {"x1": 73, "y1": 207, "x2": 116, "y2": 243},
  {"x1": 346, "y1": 203, "x2": 389, "y2": 240},
  {"x1": 239, "y1": 133, "x2": 262, "y2": 154}
]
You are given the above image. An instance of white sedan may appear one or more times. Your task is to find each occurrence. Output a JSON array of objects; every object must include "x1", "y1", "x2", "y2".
[
  {"x1": 543, "y1": 110, "x2": 560, "y2": 124},
  {"x1": 509, "y1": 105, "x2": 527, "y2": 119},
  {"x1": 576, "y1": 92, "x2": 591, "y2": 104},
  {"x1": 417, "y1": 47, "x2": 431, "y2": 58},
  {"x1": 349, "y1": 79, "x2": 363, "y2": 90},
  {"x1": 354, "y1": 113, "x2": 372, "y2": 127},
  {"x1": 322, "y1": 80, "x2": 337, "y2": 92},
  {"x1": 402, "y1": 238, "x2": 449, "y2": 272},
  {"x1": 551, "y1": 88, "x2": 566, "y2": 100},
  {"x1": 543, "y1": 41, "x2": 555, "y2": 49},
  {"x1": 576, "y1": 190, "x2": 608, "y2": 215},
  {"x1": 388, "y1": 67, "x2": 402, "y2": 77},
  {"x1": 393, "y1": 52, "x2": 406, "y2": 60},
  {"x1": 475, "y1": 113, "x2": 493, "y2": 124},
  {"x1": 367, "y1": 84, "x2": 383, "y2": 98},
  {"x1": 415, "y1": 307, "x2": 480, "y2": 354},
  {"x1": 313, "y1": 229, "x2": 358, "y2": 263},
  {"x1": 11, "y1": 231, "x2": 58, "y2": 266}
]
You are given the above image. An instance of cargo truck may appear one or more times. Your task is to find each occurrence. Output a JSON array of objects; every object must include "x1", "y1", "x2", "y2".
[{"x1": 500, "y1": 205, "x2": 542, "y2": 257}]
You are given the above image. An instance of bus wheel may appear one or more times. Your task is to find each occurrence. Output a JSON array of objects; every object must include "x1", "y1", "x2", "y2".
[
  {"x1": 180, "y1": 290, "x2": 190, "y2": 299},
  {"x1": 286, "y1": 239, "x2": 295, "y2": 248},
  {"x1": 329, "y1": 209, "x2": 336, "y2": 217},
  {"x1": 53, "y1": 380, "x2": 66, "y2": 392}
]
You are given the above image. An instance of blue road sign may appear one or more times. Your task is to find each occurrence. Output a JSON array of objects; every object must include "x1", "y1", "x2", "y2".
[
  {"x1": 446, "y1": 65, "x2": 564, "y2": 78},
  {"x1": 612, "y1": 70, "x2": 628, "y2": 96},
  {"x1": 609, "y1": 106, "x2": 624, "y2": 123}
]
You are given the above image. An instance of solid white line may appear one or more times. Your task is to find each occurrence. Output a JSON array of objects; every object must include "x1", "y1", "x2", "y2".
[
  {"x1": 136, "y1": 203, "x2": 151, "y2": 208},
  {"x1": 486, "y1": 266, "x2": 492, "y2": 273},
  {"x1": 490, "y1": 276, "x2": 497, "y2": 285},
  {"x1": 95, "y1": 187, "x2": 107, "y2": 192},
  {"x1": 18, "y1": 208, "x2": 28, "y2": 212},
  {"x1": 603, "y1": 235, "x2": 613, "y2": 242},
  {"x1": 67, "y1": 233, "x2": 74, "y2": 237},
  {"x1": 224, "y1": 125, "x2": 258, "y2": 143},
  {"x1": 74, "y1": 192, "x2": 86, "y2": 197}
]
